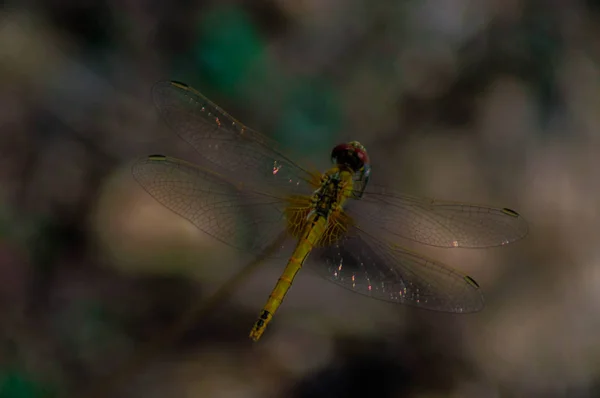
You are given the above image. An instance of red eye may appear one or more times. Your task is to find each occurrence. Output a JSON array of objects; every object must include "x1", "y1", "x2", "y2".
[
  {"x1": 331, "y1": 144, "x2": 350, "y2": 161},
  {"x1": 331, "y1": 143, "x2": 369, "y2": 172},
  {"x1": 355, "y1": 148, "x2": 369, "y2": 165},
  {"x1": 332, "y1": 144, "x2": 350, "y2": 153}
]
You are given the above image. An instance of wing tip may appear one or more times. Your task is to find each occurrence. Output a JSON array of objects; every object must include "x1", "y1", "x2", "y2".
[
  {"x1": 151, "y1": 80, "x2": 191, "y2": 98},
  {"x1": 463, "y1": 274, "x2": 486, "y2": 313}
]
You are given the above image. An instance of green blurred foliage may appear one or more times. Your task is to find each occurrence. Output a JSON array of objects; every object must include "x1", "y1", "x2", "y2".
[
  {"x1": 168, "y1": 4, "x2": 272, "y2": 102},
  {"x1": 0, "y1": 370, "x2": 56, "y2": 398},
  {"x1": 192, "y1": 5, "x2": 267, "y2": 98},
  {"x1": 276, "y1": 78, "x2": 342, "y2": 154},
  {"x1": 520, "y1": 4, "x2": 562, "y2": 129}
]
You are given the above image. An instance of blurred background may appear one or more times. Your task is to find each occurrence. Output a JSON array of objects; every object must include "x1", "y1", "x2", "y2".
[{"x1": 1, "y1": 0, "x2": 600, "y2": 397}]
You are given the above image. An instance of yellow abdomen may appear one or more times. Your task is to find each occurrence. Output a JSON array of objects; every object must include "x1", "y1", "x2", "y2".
[{"x1": 248, "y1": 214, "x2": 327, "y2": 341}]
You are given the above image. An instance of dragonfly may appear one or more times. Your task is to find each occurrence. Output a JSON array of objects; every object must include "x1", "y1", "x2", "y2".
[{"x1": 132, "y1": 80, "x2": 528, "y2": 342}]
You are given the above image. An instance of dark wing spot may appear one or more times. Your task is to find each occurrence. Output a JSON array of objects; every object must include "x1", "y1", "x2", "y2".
[
  {"x1": 147, "y1": 154, "x2": 167, "y2": 161},
  {"x1": 170, "y1": 80, "x2": 189, "y2": 89},
  {"x1": 464, "y1": 275, "x2": 480, "y2": 288},
  {"x1": 502, "y1": 208, "x2": 520, "y2": 217}
]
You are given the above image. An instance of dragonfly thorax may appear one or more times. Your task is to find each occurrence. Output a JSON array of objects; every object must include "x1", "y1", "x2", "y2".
[{"x1": 309, "y1": 172, "x2": 348, "y2": 220}]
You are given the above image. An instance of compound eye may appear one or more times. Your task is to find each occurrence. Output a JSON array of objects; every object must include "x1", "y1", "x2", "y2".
[
  {"x1": 331, "y1": 144, "x2": 349, "y2": 156},
  {"x1": 355, "y1": 148, "x2": 369, "y2": 165},
  {"x1": 352, "y1": 150, "x2": 367, "y2": 170},
  {"x1": 331, "y1": 144, "x2": 350, "y2": 164}
]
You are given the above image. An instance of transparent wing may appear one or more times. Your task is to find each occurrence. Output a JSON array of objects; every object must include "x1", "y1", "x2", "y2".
[
  {"x1": 152, "y1": 80, "x2": 318, "y2": 196},
  {"x1": 306, "y1": 226, "x2": 484, "y2": 313},
  {"x1": 132, "y1": 154, "x2": 292, "y2": 256},
  {"x1": 347, "y1": 186, "x2": 528, "y2": 248}
]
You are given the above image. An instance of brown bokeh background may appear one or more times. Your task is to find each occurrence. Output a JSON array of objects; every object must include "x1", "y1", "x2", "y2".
[{"x1": 2, "y1": 1, "x2": 600, "y2": 397}]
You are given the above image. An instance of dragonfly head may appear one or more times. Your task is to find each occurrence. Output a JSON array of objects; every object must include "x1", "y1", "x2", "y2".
[{"x1": 331, "y1": 141, "x2": 370, "y2": 174}]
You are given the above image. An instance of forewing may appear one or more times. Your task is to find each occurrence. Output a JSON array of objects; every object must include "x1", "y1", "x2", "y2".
[
  {"x1": 305, "y1": 226, "x2": 484, "y2": 313},
  {"x1": 348, "y1": 186, "x2": 528, "y2": 248},
  {"x1": 152, "y1": 81, "x2": 319, "y2": 196},
  {"x1": 132, "y1": 154, "x2": 291, "y2": 256}
]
